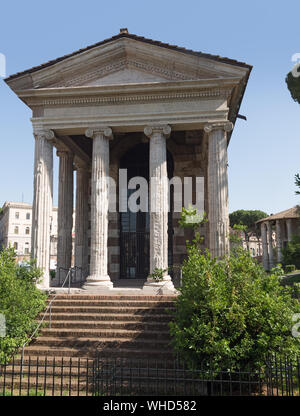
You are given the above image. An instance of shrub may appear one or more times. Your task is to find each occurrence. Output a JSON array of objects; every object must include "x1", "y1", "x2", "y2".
[
  {"x1": 285, "y1": 264, "x2": 296, "y2": 274},
  {"x1": 282, "y1": 235, "x2": 300, "y2": 269},
  {"x1": 0, "y1": 248, "x2": 47, "y2": 362},
  {"x1": 169, "y1": 245, "x2": 300, "y2": 373}
]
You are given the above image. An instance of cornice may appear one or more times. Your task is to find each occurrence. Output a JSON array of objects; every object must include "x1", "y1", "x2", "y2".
[{"x1": 22, "y1": 84, "x2": 234, "y2": 108}]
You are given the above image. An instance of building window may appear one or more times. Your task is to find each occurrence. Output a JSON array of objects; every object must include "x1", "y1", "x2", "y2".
[
  {"x1": 24, "y1": 247, "x2": 29, "y2": 254},
  {"x1": 15, "y1": 212, "x2": 19, "y2": 219},
  {"x1": 14, "y1": 226, "x2": 19, "y2": 234},
  {"x1": 25, "y1": 226, "x2": 30, "y2": 235},
  {"x1": 13, "y1": 242, "x2": 18, "y2": 250},
  {"x1": 26, "y1": 213, "x2": 30, "y2": 220}
]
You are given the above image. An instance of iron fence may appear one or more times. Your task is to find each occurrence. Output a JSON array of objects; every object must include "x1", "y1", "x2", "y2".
[
  {"x1": 50, "y1": 266, "x2": 87, "y2": 287},
  {"x1": 0, "y1": 355, "x2": 299, "y2": 397}
]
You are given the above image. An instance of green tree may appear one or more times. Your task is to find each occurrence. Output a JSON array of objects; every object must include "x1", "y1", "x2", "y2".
[
  {"x1": 229, "y1": 209, "x2": 268, "y2": 250},
  {"x1": 282, "y1": 235, "x2": 300, "y2": 269},
  {"x1": 169, "y1": 244, "x2": 300, "y2": 372},
  {"x1": 0, "y1": 248, "x2": 47, "y2": 362},
  {"x1": 286, "y1": 70, "x2": 300, "y2": 105},
  {"x1": 295, "y1": 173, "x2": 300, "y2": 195}
]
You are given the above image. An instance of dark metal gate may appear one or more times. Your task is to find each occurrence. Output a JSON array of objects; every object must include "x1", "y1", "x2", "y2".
[
  {"x1": 119, "y1": 142, "x2": 173, "y2": 279},
  {"x1": 120, "y1": 230, "x2": 150, "y2": 279}
]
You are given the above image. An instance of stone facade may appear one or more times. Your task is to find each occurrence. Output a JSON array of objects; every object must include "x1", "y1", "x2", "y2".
[
  {"x1": 4, "y1": 30, "x2": 251, "y2": 292},
  {"x1": 0, "y1": 201, "x2": 75, "y2": 268}
]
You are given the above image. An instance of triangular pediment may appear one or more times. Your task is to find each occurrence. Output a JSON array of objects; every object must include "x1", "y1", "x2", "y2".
[
  {"x1": 6, "y1": 35, "x2": 250, "y2": 91},
  {"x1": 85, "y1": 67, "x2": 168, "y2": 85}
]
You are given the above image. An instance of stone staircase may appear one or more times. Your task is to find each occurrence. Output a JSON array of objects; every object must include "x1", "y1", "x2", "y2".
[
  {"x1": 27, "y1": 294, "x2": 177, "y2": 361},
  {"x1": 0, "y1": 294, "x2": 180, "y2": 395}
]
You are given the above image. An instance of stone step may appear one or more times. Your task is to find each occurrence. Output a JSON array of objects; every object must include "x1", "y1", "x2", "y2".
[
  {"x1": 48, "y1": 294, "x2": 177, "y2": 301},
  {"x1": 40, "y1": 328, "x2": 171, "y2": 340},
  {"x1": 23, "y1": 346, "x2": 175, "y2": 360},
  {"x1": 47, "y1": 299, "x2": 175, "y2": 307},
  {"x1": 47, "y1": 306, "x2": 175, "y2": 314},
  {"x1": 41, "y1": 320, "x2": 170, "y2": 331},
  {"x1": 39, "y1": 313, "x2": 172, "y2": 322},
  {"x1": 0, "y1": 365, "x2": 90, "y2": 377},
  {"x1": 0, "y1": 378, "x2": 204, "y2": 396},
  {"x1": 3, "y1": 356, "x2": 94, "y2": 366},
  {"x1": 0, "y1": 379, "x2": 91, "y2": 393},
  {"x1": 31, "y1": 336, "x2": 173, "y2": 350},
  {"x1": 6, "y1": 356, "x2": 179, "y2": 368}
]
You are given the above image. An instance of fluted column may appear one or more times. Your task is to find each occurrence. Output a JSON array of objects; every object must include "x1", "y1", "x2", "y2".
[
  {"x1": 56, "y1": 150, "x2": 74, "y2": 276},
  {"x1": 204, "y1": 121, "x2": 233, "y2": 258},
  {"x1": 83, "y1": 127, "x2": 113, "y2": 290},
  {"x1": 276, "y1": 220, "x2": 283, "y2": 263},
  {"x1": 266, "y1": 221, "x2": 274, "y2": 269},
  {"x1": 261, "y1": 222, "x2": 269, "y2": 269},
  {"x1": 31, "y1": 128, "x2": 54, "y2": 288},
  {"x1": 143, "y1": 124, "x2": 175, "y2": 294},
  {"x1": 75, "y1": 164, "x2": 90, "y2": 277},
  {"x1": 287, "y1": 219, "x2": 293, "y2": 241}
]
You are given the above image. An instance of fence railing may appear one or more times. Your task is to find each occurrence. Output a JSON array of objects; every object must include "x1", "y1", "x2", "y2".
[
  {"x1": 20, "y1": 268, "x2": 72, "y2": 368},
  {"x1": 0, "y1": 355, "x2": 299, "y2": 396},
  {"x1": 50, "y1": 266, "x2": 87, "y2": 287}
]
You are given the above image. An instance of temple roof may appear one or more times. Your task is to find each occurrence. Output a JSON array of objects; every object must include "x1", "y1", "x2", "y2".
[
  {"x1": 256, "y1": 207, "x2": 300, "y2": 223},
  {"x1": 5, "y1": 29, "x2": 252, "y2": 81}
]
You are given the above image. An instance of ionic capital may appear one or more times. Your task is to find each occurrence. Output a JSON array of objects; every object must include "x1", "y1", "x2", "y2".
[
  {"x1": 85, "y1": 127, "x2": 113, "y2": 140},
  {"x1": 74, "y1": 161, "x2": 90, "y2": 172},
  {"x1": 56, "y1": 149, "x2": 74, "y2": 159},
  {"x1": 33, "y1": 129, "x2": 55, "y2": 142},
  {"x1": 144, "y1": 124, "x2": 171, "y2": 139},
  {"x1": 204, "y1": 121, "x2": 233, "y2": 134}
]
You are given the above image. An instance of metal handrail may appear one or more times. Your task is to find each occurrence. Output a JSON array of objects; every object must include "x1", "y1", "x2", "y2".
[{"x1": 20, "y1": 267, "x2": 72, "y2": 369}]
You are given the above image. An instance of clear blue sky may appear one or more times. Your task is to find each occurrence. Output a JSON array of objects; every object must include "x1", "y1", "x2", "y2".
[{"x1": 0, "y1": 0, "x2": 299, "y2": 215}]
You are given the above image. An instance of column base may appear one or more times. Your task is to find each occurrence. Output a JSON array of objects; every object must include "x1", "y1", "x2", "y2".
[
  {"x1": 142, "y1": 275, "x2": 177, "y2": 295},
  {"x1": 82, "y1": 275, "x2": 113, "y2": 291},
  {"x1": 36, "y1": 271, "x2": 50, "y2": 291}
]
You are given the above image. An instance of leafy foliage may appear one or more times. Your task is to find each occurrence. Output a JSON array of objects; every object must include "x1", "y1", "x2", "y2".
[
  {"x1": 148, "y1": 267, "x2": 168, "y2": 282},
  {"x1": 169, "y1": 245, "x2": 299, "y2": 372},
  {"x1": 286, "y1": 70, "x2": 300, "y2": 105},
  {"x1": 229, "y1": 210, "x2": 268, "y2": 233},
  {"x1": 0, "y1": 248, "x2": 47, "y2": 362},
  {"x1": 178, "y1": 206, "x2": 207, "y2": 248},
  {"x1": 295, "y1": 173, "x2": 300, "y2": 195},
  {"x1": 285, "y1": 264, "x2": 296, "y2": 274},
  {"x1": 282, "y1": 235, "x2": 300, "y2": 269}
]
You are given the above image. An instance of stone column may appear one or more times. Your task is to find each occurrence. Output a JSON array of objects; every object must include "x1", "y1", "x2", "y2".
[
  {"x1": 82, "y1": 127, "x2": 113, "y2": 290},
  {"x1": 31, "y1": 128, "x2": 54, "y2": 288},
  {"x1": 287, "y1": 219, "x2": 293, "y2": 241},
  {"x1": 261, "y1": 222, "x2": 269, "y2": 269},
  {"x1": 266, "y1": 221, "x2": 274, "y2": 269},
  {"x1": 143, "y1": 124, "x2": 175, "y2": 294},
  {"x1": 75, "y1": 164, "x2": 90, "y2": 277},
  {"x1": 56, "y1": 150, "x2": 74, "y2": 277},
  {"x1": 276, "y1": 219, "x2": 283, "y2": 263},
  {"x1": 204, "y1": 121, "x2": 233, "y2": 258}
]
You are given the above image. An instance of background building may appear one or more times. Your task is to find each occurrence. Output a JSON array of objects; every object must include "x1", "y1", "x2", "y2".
[
  {"x1": 0, "y1": 201, "x2": 75, "y2": 268},
  {"x1": 256, "y1": 206, "x2": 300, "y2": 270}
]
